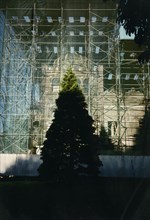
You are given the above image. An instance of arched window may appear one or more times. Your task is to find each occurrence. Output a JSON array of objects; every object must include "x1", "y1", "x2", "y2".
[
  {"x1": 77, "y1": 78, "x2": 81, "y2": 85},
  {"x1": 83, "y1": 78, "x2": 89, "y2": 94},
  {"x1": 52, "y1": 78, "x2": 60, "y2": 92}
]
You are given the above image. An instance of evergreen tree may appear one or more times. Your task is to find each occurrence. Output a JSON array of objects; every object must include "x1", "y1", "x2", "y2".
[
  {"x1": 134, "y1": 107, "x2": 150, "y2": 155},
  {"x1": 38, "y1": 68, "x2": 102, "y2": 181},
  {"x1": 99, "y1": 125, "x2": 114, "y2": 152}
]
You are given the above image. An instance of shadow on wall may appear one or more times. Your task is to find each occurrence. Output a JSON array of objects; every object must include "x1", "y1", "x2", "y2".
[
  {"x1": 99, "y1": 155, "x2": 150, "y2": 178},
  {"x1": 0, "y1": 154, "x2": 42, "y2": 177},
  {"x1": 1, "y1": 154, "x2": 150, "y2": 178}
]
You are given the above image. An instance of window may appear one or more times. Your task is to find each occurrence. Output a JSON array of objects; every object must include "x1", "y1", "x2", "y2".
[
  {"x1": 79, "y1": 31, "x2": 84, "y2": 36},
  {"x1": 83, "y1": 78, "x2": 89, "y2": 94},
  {"x1": 80, "y1": 17, "x2": 85, "y2": 23},
  {"x1": 52, "y1": 78, "x2": 60, "y2": 92},
  {"x1": 108, "y1": 73, "x2": 112, "y2": 80},
  {"x1": 102, "y1": 17, "x2": 108, "y2": 22},
  {"x1": 69, "y1": 17, "x2": 74, "y2": 23},
  {"x1": 79, "y1": 47, "x2": 83, "y2": 54},
  {"x1": 70, "y1": 31, "x2": 74, "y2": 36},
  {"x1": 47, "y1": 16, "x2": 53, "y2": 23},
  {"x1": 54, "y1": 47, "x2": 58, "y2": 54},
  {"x1": 95, "y1": 47, "x2": 100, "y2": 54},
  {"x1": 70, "y1": 47, "x2": 74, "y2": 53},
  {"x1": 24, "y1": 16, "x2": 30, "y2": 22},
  {"x1": 91, "y1": 17, "x2": 96, "y2": 23}
]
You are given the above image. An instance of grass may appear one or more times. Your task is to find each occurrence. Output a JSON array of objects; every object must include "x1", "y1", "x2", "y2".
[{"x1": 0, "y1": 177, "x2": 150, "y2": 220}]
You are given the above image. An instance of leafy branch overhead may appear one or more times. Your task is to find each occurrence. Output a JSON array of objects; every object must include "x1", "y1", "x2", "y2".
[{"x1": 117, "y1": 0, "x2": 150, "y2": 63}]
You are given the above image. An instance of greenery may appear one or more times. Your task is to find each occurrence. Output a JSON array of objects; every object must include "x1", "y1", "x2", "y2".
[
  {"x1": 1, "y1": 178, "x2": 150, "y2": 220},
  {"x1": 134, "y1": 107, "x2": 150, "y2": 155},
  {"x1": 38, "y1": 68, "x2": 102, "y2": 181},
  {"x1": 117, "y1": 0, "x2": 150, "y2": 63},
  {"x1": 99, "y1": 125, "x2": 114, "y2": 152}
]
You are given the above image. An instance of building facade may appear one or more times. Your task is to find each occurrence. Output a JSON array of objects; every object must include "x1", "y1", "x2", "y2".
[{"x1": 0, "y1": 0, "x2": 149, "y2": 153}]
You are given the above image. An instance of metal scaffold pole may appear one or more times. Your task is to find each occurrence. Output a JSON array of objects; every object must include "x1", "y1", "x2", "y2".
[
  {"x1": 0, "y1": 0, "x2": 146, "y2": 153},
  {"x1": 147, "y1": 62, "x2": 150, "y2": 106},
  {"x1": 115, "y1": 37, "x2": 122, "y2": 148}
]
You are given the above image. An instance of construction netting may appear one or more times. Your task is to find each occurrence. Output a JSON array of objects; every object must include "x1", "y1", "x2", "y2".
[{"x1": 0, "y1": 0, "x2": 149, "y2": 153}]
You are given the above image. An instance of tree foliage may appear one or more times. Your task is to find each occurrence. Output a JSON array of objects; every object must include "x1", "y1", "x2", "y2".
[
  {"x1": 38, "y1": 69, "x2": 102, "y2": 181},
  {"x1": 134, "y1": 107, "x2": 150, "y2": 155},
  {"x1": 99, "y1": 125, "x2": 114, "y2": 152},
  {"x1": 117, "y1": 0, "x2": 150, "y2": 63}
]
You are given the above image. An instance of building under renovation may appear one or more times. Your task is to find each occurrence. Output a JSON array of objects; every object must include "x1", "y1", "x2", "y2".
[{"x1": 0, "y1": 0, "x2": 149, "y2": 153}]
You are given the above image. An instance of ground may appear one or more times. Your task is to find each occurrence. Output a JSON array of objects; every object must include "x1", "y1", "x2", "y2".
[{"x1": 0, "y1": 177, "x2": 150, "y2": 220}]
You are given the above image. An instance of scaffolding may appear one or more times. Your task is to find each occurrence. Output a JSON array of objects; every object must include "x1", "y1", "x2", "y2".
[{"x1": 0, "y1": 0, "x2": 149, "y2": 153}]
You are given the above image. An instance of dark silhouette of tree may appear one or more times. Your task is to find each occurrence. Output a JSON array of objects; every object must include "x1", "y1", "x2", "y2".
[
  {"x1": 99, "y1": 125, "x2": 114, "y2": 152},
  {"x1": 134, "y1": 106, "x2": 150, "y2": 155},
  {"x1": 117, "y1": 0, "x2": 150, "y2": 63},
  {"x1": 38, "y1": 68, "x2": 102, "y2": 181}
]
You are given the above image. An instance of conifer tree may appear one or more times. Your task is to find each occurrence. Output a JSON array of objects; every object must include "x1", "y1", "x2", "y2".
[
  {"x1": 99, "y1": 125, "x2": 114, "y2": 152},
  {"x1": 134, "y1": 107, "x2": 150, "y2": 155},
  {"x1": 38, "y1": 68, "x2": 102, "y2": 181}
]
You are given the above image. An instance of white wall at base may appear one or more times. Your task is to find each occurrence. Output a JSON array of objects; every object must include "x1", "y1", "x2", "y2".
[
  {"x1": 99, "y1": 155, "x2": 150, "y2": 178},
  {"x1": 0, "y1": 154, "x2": 42, "y2": 176},
  {"x1": 0, "y1": 154, "x2": 150, "y2": 178}
]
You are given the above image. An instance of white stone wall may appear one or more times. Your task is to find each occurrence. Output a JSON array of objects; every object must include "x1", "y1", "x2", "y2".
[
  {"x1": 0, "y1": 154, "x2": 42, "y2": 176},
  {"x1": 99, "y1": 155, "x2": 150, "y2": 178},
  {"x1": 0, "y1": 154, "x2": 150, "y2": 178}
]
